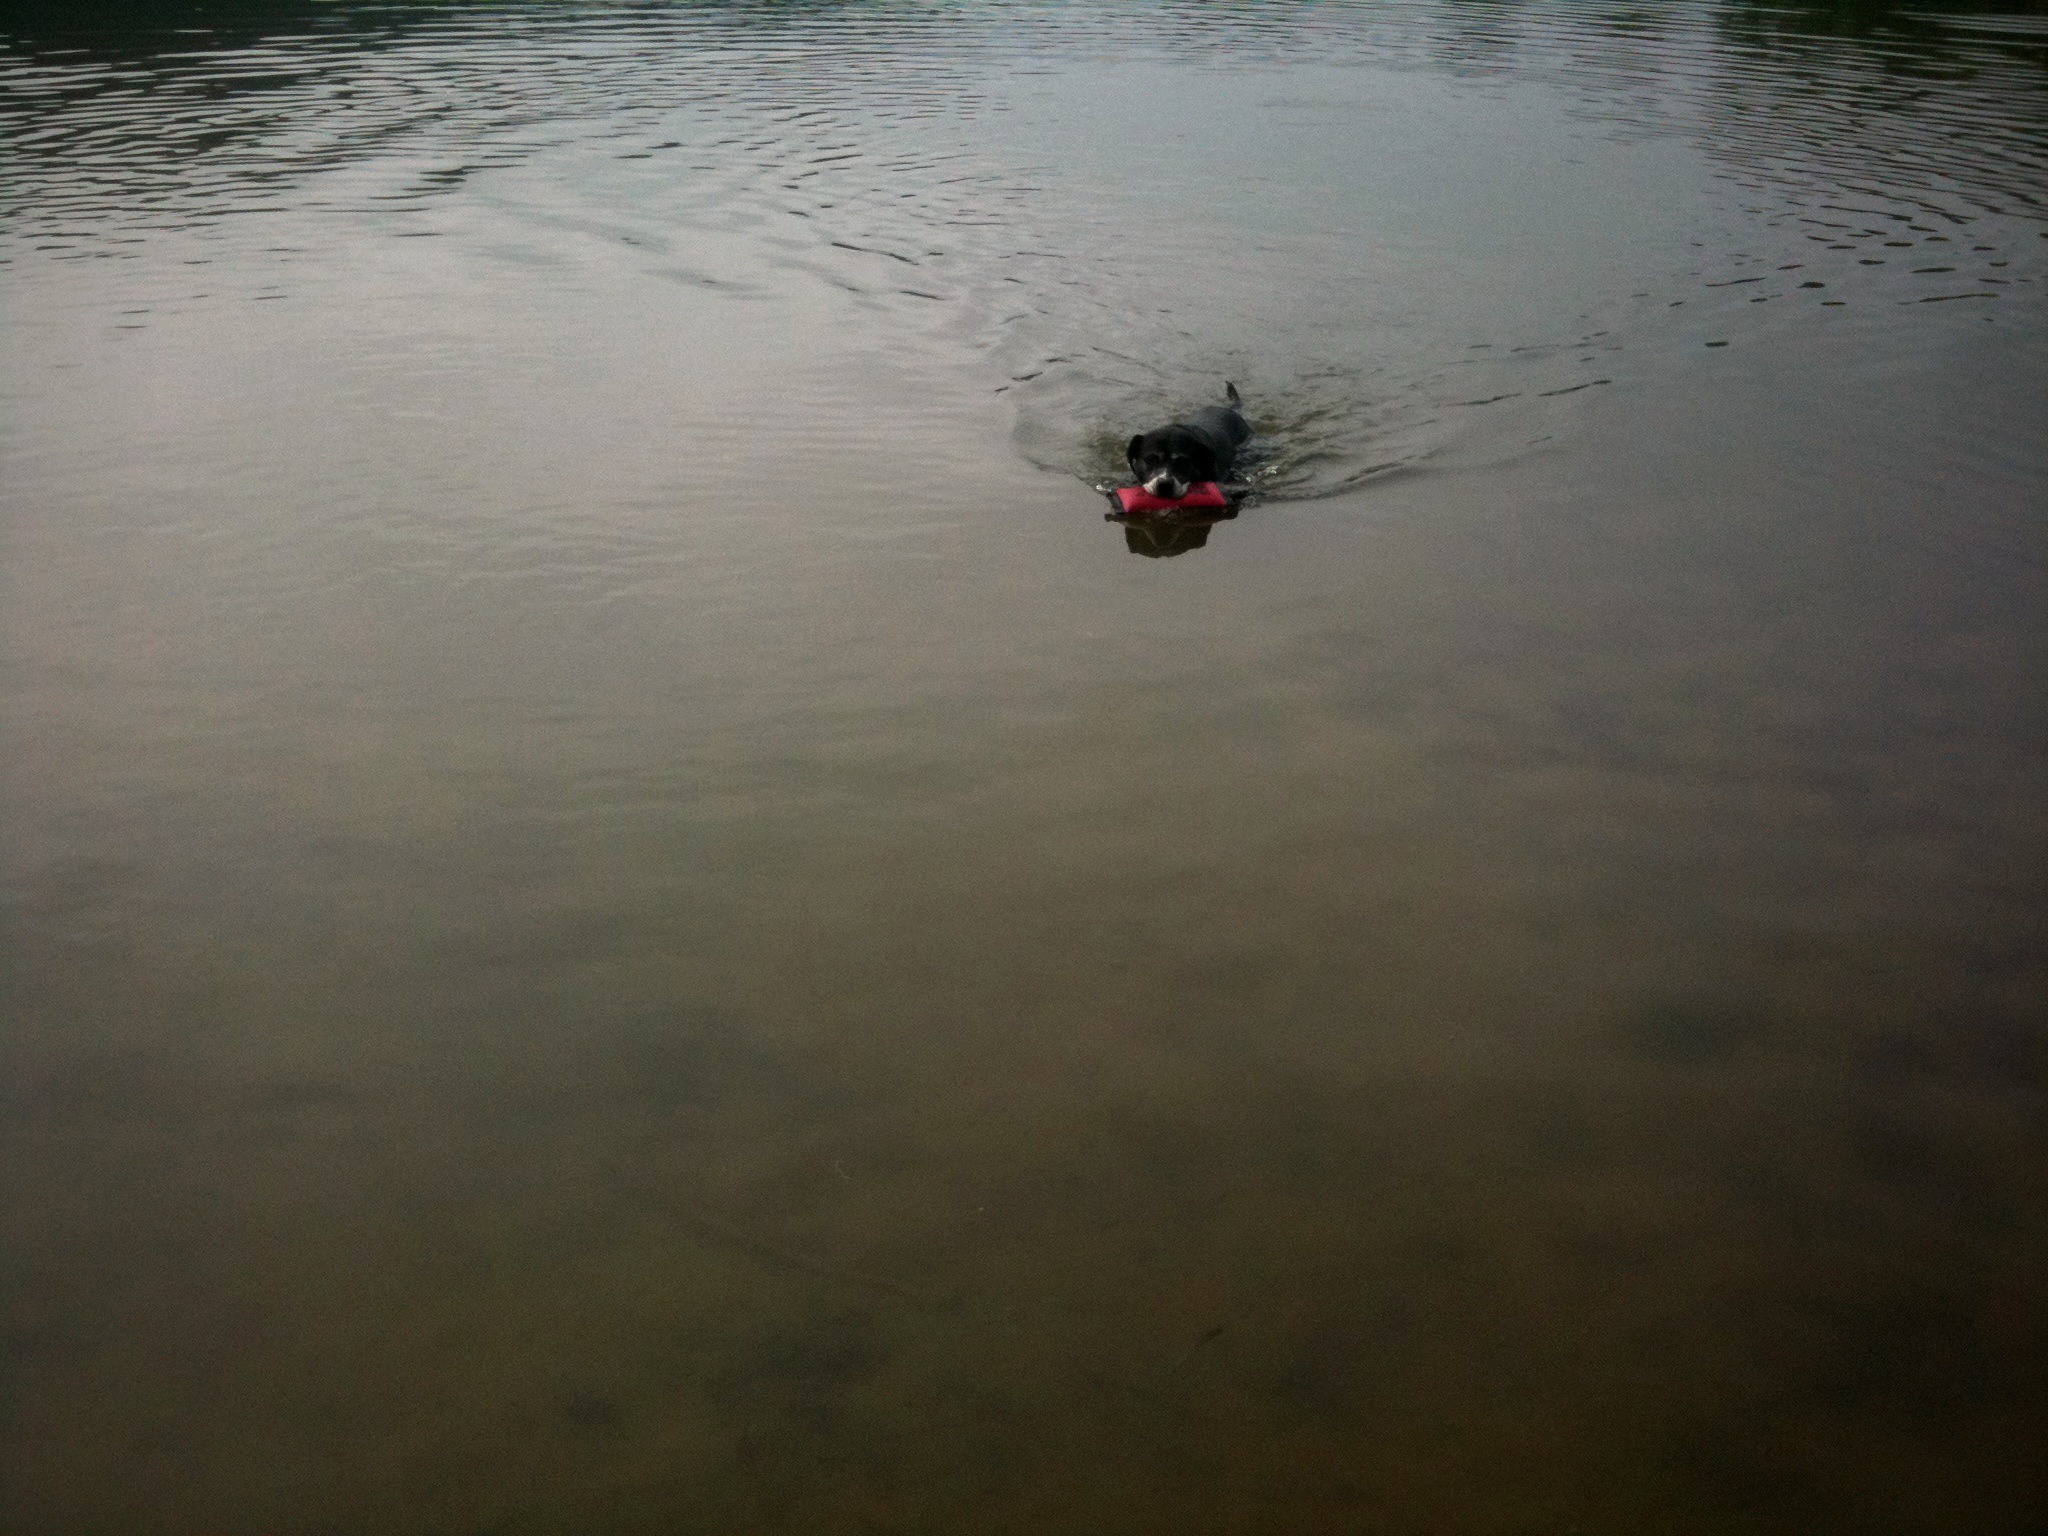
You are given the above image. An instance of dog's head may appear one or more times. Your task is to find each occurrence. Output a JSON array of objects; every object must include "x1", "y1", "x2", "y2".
[{"x1": 1126, "y1": 425, "x2": 1220, "y2": 502}]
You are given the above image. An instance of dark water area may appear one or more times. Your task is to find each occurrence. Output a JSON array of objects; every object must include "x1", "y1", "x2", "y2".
[{"x1": 3, "y1": 2, "x2": 2044, "y2": 1531}]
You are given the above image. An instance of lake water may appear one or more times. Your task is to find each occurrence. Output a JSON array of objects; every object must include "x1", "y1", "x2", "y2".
[{"x1": 3, "y1": 2, "x2": 2044, "y2": 1530}]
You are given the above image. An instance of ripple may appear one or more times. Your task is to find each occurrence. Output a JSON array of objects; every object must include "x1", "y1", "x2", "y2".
[{"x1": 3, "y1": 1, "x2": 2042, "y2": 497}]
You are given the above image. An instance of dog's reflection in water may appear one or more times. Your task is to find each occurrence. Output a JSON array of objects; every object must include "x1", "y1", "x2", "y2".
[{"x1": 1108, "y1": 505, "x2": 1238, "y2": 558}]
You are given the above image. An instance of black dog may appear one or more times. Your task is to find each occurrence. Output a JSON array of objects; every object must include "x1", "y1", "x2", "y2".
[{"x1": 1126, "y1": 383, "x2": 1252, "y2": 501}]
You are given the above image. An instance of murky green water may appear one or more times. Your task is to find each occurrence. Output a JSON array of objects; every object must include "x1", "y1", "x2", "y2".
[{"x1": 4, "y1": 2, "x2": 2044, "y2": 1530}]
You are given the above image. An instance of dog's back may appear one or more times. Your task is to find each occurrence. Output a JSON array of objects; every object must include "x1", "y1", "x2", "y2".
[
  {"x1": 1184, "y1": 402, "x2": 1251, "y2": 455},
  {"x1": 1194, "y1": 382, "x2": 1252, "y2": 454}
]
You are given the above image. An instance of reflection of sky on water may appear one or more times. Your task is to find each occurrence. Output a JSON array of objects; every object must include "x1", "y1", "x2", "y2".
[
  {"x1": 4, "y1": 0, "x2": 2039, "y2": 504},
  {"x1": 6, "y1": 1, "x2": 2043, "y2": 237}
]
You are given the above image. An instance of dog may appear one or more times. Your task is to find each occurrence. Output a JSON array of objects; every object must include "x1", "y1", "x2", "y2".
[{"x1": 1126, "y1": 382, "x2": 1252, "y2": 502}]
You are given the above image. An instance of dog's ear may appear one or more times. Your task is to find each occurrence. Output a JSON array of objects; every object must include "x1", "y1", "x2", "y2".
[{"x1": 1126, "y1": 434, "x2": 1145, "y2": 465}]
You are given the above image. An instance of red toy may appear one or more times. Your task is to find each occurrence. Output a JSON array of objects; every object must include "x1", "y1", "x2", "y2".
[{"x1": 1111, "y1": 481, "x2": 1230, "y2": 515}]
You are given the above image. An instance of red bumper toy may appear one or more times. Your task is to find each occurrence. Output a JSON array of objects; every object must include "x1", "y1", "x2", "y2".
[{"x1": 1111, "y1": 481, "x2": 1230, "y2": 515}]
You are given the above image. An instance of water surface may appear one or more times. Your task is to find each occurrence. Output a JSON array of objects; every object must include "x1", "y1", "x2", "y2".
[{"x1": 3, "y1": 2, "x2": 2044, "y2": 1531}]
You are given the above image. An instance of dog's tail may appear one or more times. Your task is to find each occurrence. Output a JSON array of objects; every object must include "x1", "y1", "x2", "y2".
[{"x1": 1226, "y1": 381, "x2": 1241, "y2": 405}]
